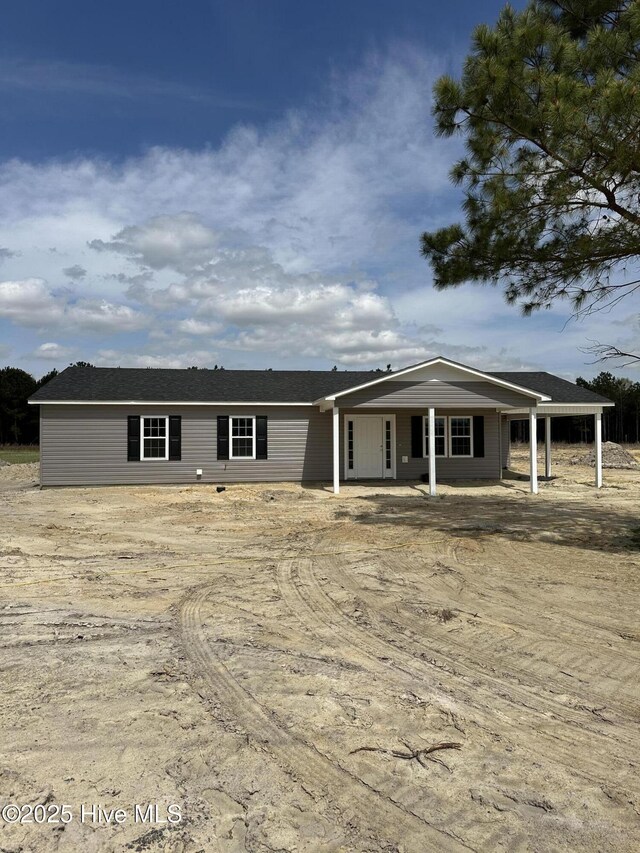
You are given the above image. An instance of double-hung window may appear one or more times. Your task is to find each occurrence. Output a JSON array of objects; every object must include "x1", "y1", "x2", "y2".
[
  {"x1": 449, "y1": 416, "x2": 473, "y2": 457},
  {"x1": 141, "y1": 416, "x2": 169, "y2": 460},
  {"x1": 230, "y1": 416, "x2": 256, "y2": 459},
  {"x1": 422, "y1": 415, "x2": 473, "y2": 457},
  {"x1": 423, "y1": 416, "x2": 447, "y2": 457}
]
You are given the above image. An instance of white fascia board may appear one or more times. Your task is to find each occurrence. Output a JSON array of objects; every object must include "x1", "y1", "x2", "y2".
[
  {"x1": 506, "y1": 402, "x2": 612, "y2": 415},
  {"x1": 536, "y1": 402, "x2": 615, "y2": 408},
  {"x1": 314, "y1": 357, "x2": 551, "y2": 404},
  {"x1": 28, "y1": 400, "x2": 313, "y2": 406}
]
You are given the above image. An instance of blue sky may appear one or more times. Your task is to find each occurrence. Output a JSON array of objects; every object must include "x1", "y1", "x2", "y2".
[{"x1": 0, "y1": 0, "x2": 637, "y2": 379}]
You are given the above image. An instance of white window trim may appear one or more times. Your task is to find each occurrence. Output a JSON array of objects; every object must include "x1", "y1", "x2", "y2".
[
  {"x1": 140, "y1": 415, "x2": 169, "y2": 461},
  {"x1": 421, "y1": 415, "x2": 474, "y2": 458},
  {"x1": 423, "y1": 415, "x2": 447, "y2": 458},
  {"x1": 448, "y1": 416, "x2": 473, "y2": 458},
  {"x1": 230, "y1": 415, "x2": 256, "y2": 460}
]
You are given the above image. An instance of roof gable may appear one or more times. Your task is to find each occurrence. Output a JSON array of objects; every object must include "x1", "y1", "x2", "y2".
[{"x1": 317, "y1": 357, "x2": 551, "y2": 403}]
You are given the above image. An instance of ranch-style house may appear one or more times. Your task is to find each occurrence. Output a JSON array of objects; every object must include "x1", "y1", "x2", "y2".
[{"x1": 28, "y1": 357, "x2": 613, "y2": 493}]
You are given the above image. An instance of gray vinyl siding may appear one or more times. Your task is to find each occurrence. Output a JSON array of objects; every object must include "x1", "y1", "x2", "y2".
[
  {"x1": 338, "y1": 380, "x2": 534, "y2": 409},
  {"x1": 501, "y1": 415, "x2": 511, "y2": 468},
  {"x1": 40, "y1": 403, "x2": 503, "y2": 487},
  {"x1": 39, "y1": 405, "x2": 332, "y2": 486},
  {"x1": 340, "y1": 408, "x2": 501, "y2": 480}
]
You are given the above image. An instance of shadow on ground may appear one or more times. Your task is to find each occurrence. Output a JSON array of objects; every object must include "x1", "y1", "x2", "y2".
[{"x1": 335, "y1": 491, "x2": 640, "y2": 553}]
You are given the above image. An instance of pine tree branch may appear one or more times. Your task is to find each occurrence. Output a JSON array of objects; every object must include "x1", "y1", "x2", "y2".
[{"x1": 580, "y1": 341, "x2": 640, "y2": 366}]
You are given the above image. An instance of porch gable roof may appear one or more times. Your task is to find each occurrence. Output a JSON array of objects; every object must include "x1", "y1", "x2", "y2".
[{"x1": 315, "y1": 357, "x2": 552, "y2": 405}]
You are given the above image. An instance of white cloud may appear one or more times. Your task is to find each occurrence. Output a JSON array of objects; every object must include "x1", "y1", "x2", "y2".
[
  {"x1": 0, "y1": 48, "x2": 452, "y2": 273},
  {"x1": 89, "y1": 213, "x2": 219, "y2": 273},
  {"x1": 215, "y1": 282, "x2": 386, "y2": 327},
  {"x1": 88, "y1": 218, "x2": 433, "y2": 363},
  {"x1": 0, "y1": 278, "x2": 64, "y2": 326},
  {"x1": 65, "y1": 300, "x2": 148, "y2": 333},
  {"x1": 0, "y1": 278, "x2": 148, "y2": 333},
  {"x1": 176, "y1": 319, "x2": 223, "y2": 335},
  {"x1": 0, "y1": 49, "x2": 464, "y2": 372},
  {"x1": 94, "y1": 348, "x2": 219, "y2": 369},
  {"x1": 30, "y1": 341, "x2": 73, "y2": 360},
  {"x1": 0, "y1": 45, "x2": 636, "y2": 377}
]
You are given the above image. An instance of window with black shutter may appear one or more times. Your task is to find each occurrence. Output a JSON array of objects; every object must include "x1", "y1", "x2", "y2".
[
  {"x1": 217, "y1": 415, "x2": 230, "y2": 460},
  {"x1": 473, "y1": 415, "x2": 485, "y2": 458},
  {"x1": 411, "y1": 415, "x2": 423, "y2": 458},
  {"x1": 168, "y1": 415, "x2": 181, "y2": 461},
  {"x1": 256, "y1": 416, "x2": 268, "y2": 459},
  {"x1": 127, "y1": 415, "x2": 140, "y2": 461}
]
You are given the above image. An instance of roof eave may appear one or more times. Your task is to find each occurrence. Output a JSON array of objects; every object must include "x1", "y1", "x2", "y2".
[{"x1": 28, "y1": 399, "x2": 314, "y2": 406}]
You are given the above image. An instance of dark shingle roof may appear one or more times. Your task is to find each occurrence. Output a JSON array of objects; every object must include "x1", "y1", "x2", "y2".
[
  {"x1": 29, "y1": 365, "x2": 613, "y2": 405},
  {"x1": 490, "y1": 372, "x2": 612, "y2": 404},
  {"x1": 29, "y1": 366, "x2": 382, "y2": 403}
]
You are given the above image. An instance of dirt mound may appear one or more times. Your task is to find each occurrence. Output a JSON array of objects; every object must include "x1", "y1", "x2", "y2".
[
  {"x1": 0, "y1": 461, "x2": 39, "y2": 481},
  {"x1": 571, "y1": 441, "x2": 639, "y2": 469}
]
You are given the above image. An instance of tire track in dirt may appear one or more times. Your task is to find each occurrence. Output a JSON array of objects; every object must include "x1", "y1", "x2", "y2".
[
  {"x1": 351, "y1": 528, "x2": 640, "y2": 685},
  {"x1": 428, "y1": 536, "x2": 640, "y2": 710},
  {"x1": 346, "y1": 544, "x2": 636, "y2": 668},
  {"x1": 279, "y1": 556, "x2": 637, "y2": 794},
  {"x1": 347, "y1": 549, "x2": 640, "y2": 723},
  {"x1": 447, "y1": 534, "x2": 640, "y2": 639},
  {"x1": 180, "y1": 582, "x2": 471, "y2": 852},
  {"x1": 299, "y1": 553, "x2": 606, "y2": 730}
]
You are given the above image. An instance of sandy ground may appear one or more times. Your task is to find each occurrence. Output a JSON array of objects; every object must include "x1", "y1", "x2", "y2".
[{"x1": 1, "y1": 445, "x2": 639, "y2": 853}]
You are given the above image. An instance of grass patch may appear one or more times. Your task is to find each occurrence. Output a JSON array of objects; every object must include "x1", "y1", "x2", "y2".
[{"x1": 0, "y1": 445, "x2": 39, "y2": 464}]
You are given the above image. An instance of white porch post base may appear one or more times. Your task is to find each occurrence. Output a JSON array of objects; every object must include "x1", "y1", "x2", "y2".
[
  {"x1": 545, "y1": 415, "x2": 552, "y2": 479},
  {"x1": 595, "y1": 412, "x2": 603, "y2": 489},
  {"x1": 529, "y1": 408, "x2": 538, "y2": 494},
  {"x1": 428, "y1": 407, "x2": 436, "y2": 496},
  {"x1": 333, "y1": 405, "x2": 340, "y2": 494}
]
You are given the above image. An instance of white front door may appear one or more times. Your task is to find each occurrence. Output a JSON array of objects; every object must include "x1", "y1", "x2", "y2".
[
  {"x1": 345, "y1": 415, "x2": 395, "y2": 479},
  {"x1": 354, "y1": 417, "x2": 383, "y2": 478}
]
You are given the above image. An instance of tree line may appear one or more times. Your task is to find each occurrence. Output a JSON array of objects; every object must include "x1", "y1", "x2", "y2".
[
  {"x1": 576, "y1": 373, "x2": 640, "y2": 444},
  {"x1": 510, "y1": 372, "x2": 640, "y2": 445},
  {"x1": 0, "y1": 366, "x2": 60, "y2": 444}
]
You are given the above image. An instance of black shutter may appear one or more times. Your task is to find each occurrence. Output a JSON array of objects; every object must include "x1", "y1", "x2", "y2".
[
  {"x1": 127, "y1": 415, "x2": 140, "y2": 461},
  {"x1": 169, "y1": 416, "x2": 181, "y2": 461},
  {"x1": 473, "y1": 415, "x2": 485, "y2": 457},
  {"x1": 256, "y1": 416, "x2": 268, "y2": 460},
  {"x1": 411, "y1": 415, "x2": 423, "y2": 458},
  {"x1": 217, "y1": 415, "x2": 229, "y2": 460}
]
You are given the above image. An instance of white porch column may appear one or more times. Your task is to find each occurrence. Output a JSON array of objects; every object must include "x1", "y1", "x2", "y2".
[
  {"x1": 595, "y1": 412, "x2": 603, "y2": 489},
  {"x1": 332, "y1": 405, "x2": 340, "y2": 494},
  {"x1": 545, "y1": 415, "x2": 552, "y2": 479},
  {"x1": 529, "y1": 408, "x2": 538, "y2": 494},
  {"x1": 428, "y1": 407, "x2": 436, "y2": 496}
]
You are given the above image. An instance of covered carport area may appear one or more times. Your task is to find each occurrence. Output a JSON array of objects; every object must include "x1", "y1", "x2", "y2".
[{"x1": 503, "y1": 403, "x2": 612, "y2": 491}]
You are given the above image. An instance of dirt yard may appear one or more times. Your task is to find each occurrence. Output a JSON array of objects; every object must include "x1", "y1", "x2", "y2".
[{"x1": 1, "y1": 445, "x2": 639, "y2": 852}]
